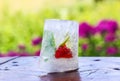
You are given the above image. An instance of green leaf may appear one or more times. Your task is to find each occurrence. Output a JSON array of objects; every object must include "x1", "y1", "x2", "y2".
[
  {"x1": 59, "y1": 35, "x2": 70, "y2": 47},
  {"x1": 40, "y1": 30, "x2": 56, "y2": 58}
]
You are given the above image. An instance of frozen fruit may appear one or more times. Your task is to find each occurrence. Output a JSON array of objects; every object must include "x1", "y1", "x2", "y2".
[{"x1": 55, "y1": 44, "x2": 73, "y2": 58}]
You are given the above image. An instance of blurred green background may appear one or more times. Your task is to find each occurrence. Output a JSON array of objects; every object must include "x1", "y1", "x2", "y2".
[{"x1": 0, "y1": 0, "x2": 120, "y2": 56}]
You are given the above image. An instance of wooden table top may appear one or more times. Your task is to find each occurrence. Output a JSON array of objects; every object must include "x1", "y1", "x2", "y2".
[{"x1": 0, "y1": 56, "x2": 120, "y2": 81}]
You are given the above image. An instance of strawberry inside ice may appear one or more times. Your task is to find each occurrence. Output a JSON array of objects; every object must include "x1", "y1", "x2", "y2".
[{"x1": 55, "y1": 44, "x2": 73, "y2": 58}]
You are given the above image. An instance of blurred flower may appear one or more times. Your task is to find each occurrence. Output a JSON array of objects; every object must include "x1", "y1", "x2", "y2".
[
  {"x1": 18, "y1": 44, "x2": 26, "y2": 50},
  {"x1": 20, "y1": 52, "x2": 30, "y2": 56},
  {"x1": 105, "y1": 33, "x2": 116, "y2": 42},
  {"x1": 32, "y1": 37, "x2": 42, "y2": 46},
  {"x1": 81, "y1": 44, "x2": 88, "y2": 51},
  {"x1": 8, "y1": 51, "x2": 19, "y2": 57},
  {"x1": 79, "y1": 22, "x2": 94, "y2": 38},
  {"x1": 106, "y1": 47, "x2": 118, "y2": 55},
  {"x1": 0, "y1": 53, "x2": 6, "y2": 57},
  {"x1": 35, "y1": 50, "x2": 40, "y2": 56},
  {"x1": 0, "y1": 53, "x2": 2, "y2": 57},
  {"x1": 96, "y1": 20, "x2": 118, "y2": 34}
]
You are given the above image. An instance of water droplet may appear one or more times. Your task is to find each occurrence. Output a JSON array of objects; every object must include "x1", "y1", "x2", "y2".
[
  {"x1": 113, "y1": 68, "x2": 120, "y2": 70},
  {"x1": 12, "y1": 64, "x2": 19, "y2": 66},
  {"x1": 93, "y1": 59, "x2": 100, "y2": 61},
  {"x1": 12, "y1": 61, "x2": 18, "y2": 63},
  {"x1": 4, "y1": 68, "x2": 9, "y2": 71}
]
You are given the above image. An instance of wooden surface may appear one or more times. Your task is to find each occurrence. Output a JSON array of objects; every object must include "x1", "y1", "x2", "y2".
[{"x1": 0, "y1": 57, "x2": 120, "y2": 81}]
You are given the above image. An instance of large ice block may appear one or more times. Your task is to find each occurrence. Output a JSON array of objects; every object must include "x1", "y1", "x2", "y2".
[{"x1": 39, "y1": 19, "x2": 79, "y2": 73}]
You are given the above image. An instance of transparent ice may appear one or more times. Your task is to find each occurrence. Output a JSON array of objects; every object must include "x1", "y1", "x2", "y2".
[{"x1": 39, "y1": 19, "x2": 79, "y2": 73}]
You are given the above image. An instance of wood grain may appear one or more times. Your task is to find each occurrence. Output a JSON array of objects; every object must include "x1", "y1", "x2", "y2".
[{"x1": 0, "y1": 57, "x2": 120, "y2": 81}]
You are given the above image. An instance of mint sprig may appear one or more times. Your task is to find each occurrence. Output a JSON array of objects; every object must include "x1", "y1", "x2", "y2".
[{"x1": 59, "y1": 35, "x2": 70, "y2": 47}]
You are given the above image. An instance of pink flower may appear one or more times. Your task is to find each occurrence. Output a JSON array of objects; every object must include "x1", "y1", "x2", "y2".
[
  {"x1": 106, "y1": 47, "x2": 118, "y2": 55},
  {"x1": 96, "y1": 20, "x2": 118, "y2": 34},
  {"x1": 0, "y1": 53, "x2": 6, "y2": 57},
  {"x1": 79, "y1": 22, "x2": 94, "y2": 38},
  {"x1": 20, "y1": 52, "x2": 30, "y2": 56},
  {"x1": 35, "y1": 50, "x2": 40, "y2": 56},
  {"x1": 81, "y1": 44, "x2": 88, "y2": 51},
  {"x1": 32, "y1": 37, "x2": 42, "y2": 46},
  {"x1": 0, "y1": 53, "x2": 2, "y2": 57},
  {"x1": 7, "y1": 51, "x2": 19, "y2": 57},
  {"x1": 105, "y1": 33, "x2": 116, "y2": 42}
]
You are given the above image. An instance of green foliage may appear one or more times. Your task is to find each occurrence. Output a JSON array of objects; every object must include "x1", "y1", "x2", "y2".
[{"x1": 0, "y1": 0, "x2": 120, "y2": 56}]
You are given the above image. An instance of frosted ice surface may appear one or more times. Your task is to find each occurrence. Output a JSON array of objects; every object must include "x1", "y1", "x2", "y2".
[{"x1": 39, "y1": 19, "x2": 79, "y2": 73}]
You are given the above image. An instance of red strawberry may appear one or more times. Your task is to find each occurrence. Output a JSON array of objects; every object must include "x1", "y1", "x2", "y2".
[{"x1": 55, "y1": 44, "x2": 73, "y2": 58}]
